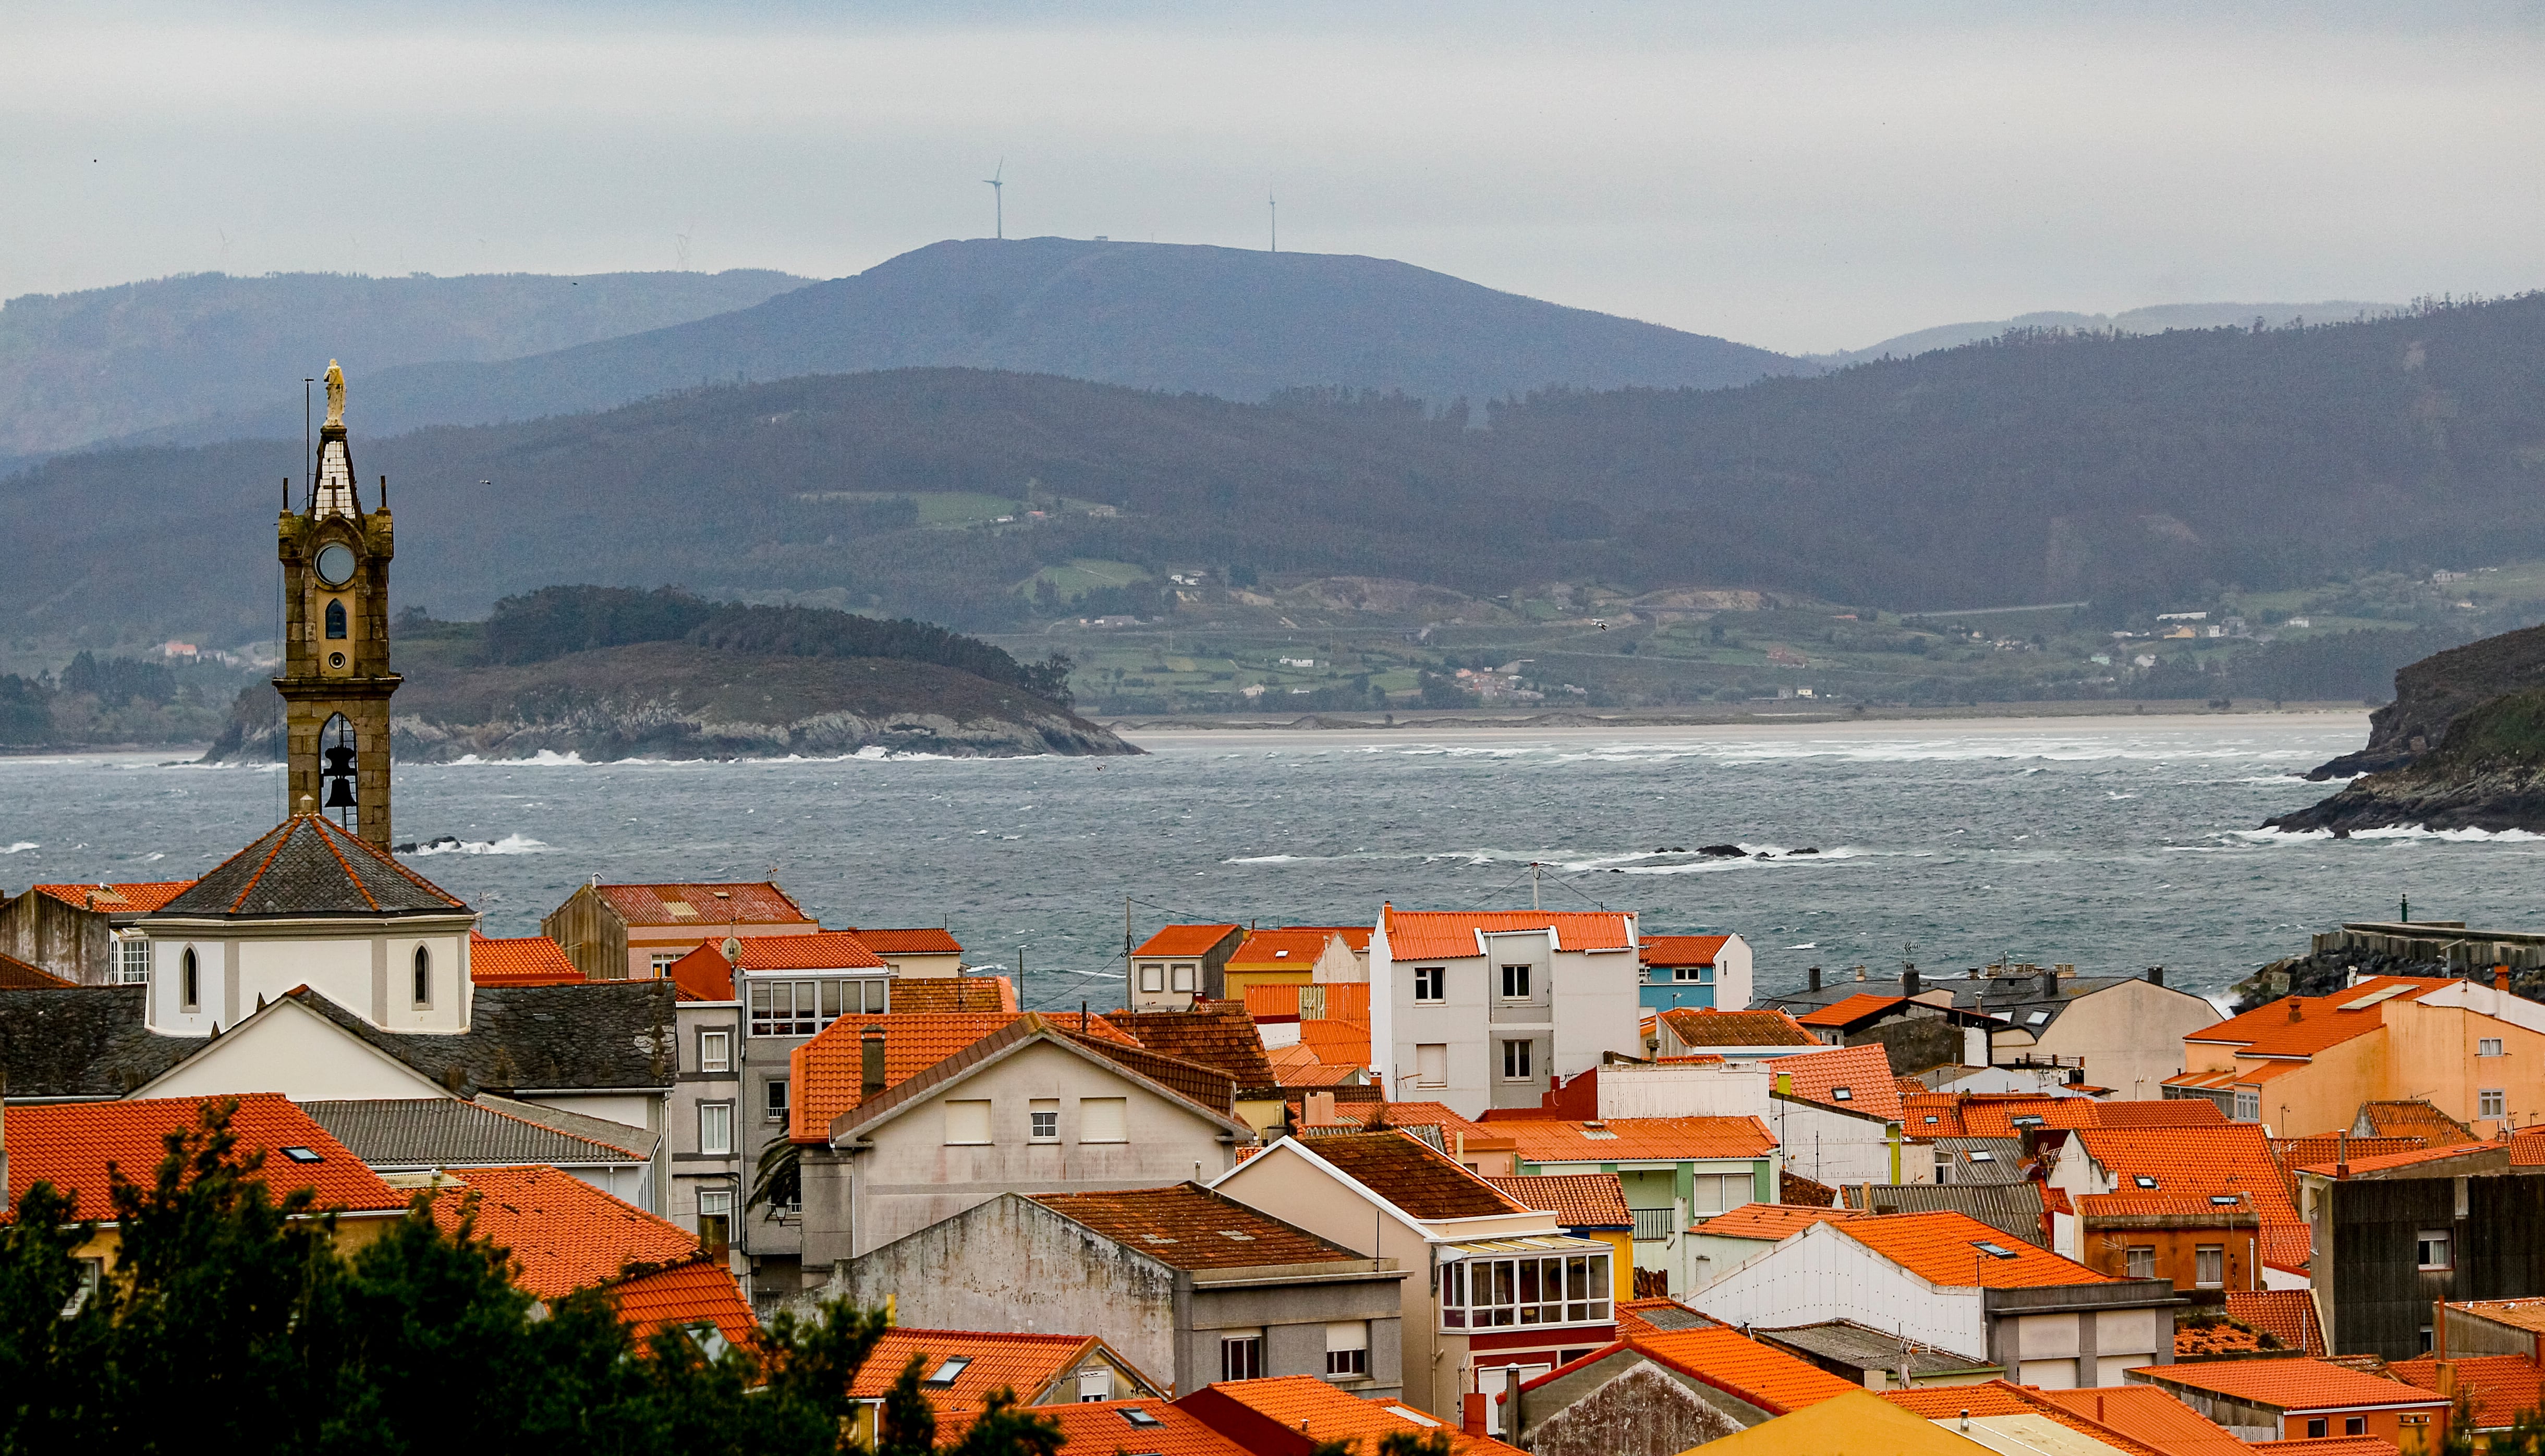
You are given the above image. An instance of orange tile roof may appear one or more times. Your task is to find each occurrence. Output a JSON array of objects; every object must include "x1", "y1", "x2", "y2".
[
  {"x1": 1307, "y1": 1100, "x2": 1496, "y2": 1142},
  {"x1": 1226, "y1": 928, "x2": 1338, "y2": 968},
  {"x1": 855, "y1": 1328, "x2": 1154, "y2": 1423},
  {"x1": 2513, "y1": 1127, "x2": 2545, "y2": 1168},
  {"x1": 1608, "y1": 1327, "x2": 1861, "y2": 1415},
  {"x1": 1771, "y1": 1043, "x2": 1904, "y2": 1119},
  {"x1": 2387, "y1": 1354, "x2": 2544, "y2": 1429},
  {"x1": 424, "y1": 1164, "x2": 700, "y2": 1300},
  {"x1": 2293, "y1": 1142, "x2": 2493, "y2": 1177},
  {"x1": 30, "y1": 879, "x2": 196, "y2": 913},
  {"x1": 5, "y1": 1093, "x2": 407, "y2": 1220},
  {"x1": 2095, "y1": 1100, "x2": 2232, "y2": 1128},
  {"x1": 1028, "y1": 1184, "x2": 1365, "y2": 1270},
  {"x1": 605, "y1": 1257, "x2": 759, "y2": 1351},
  {"x1": 1189, "y1": 1374, "x2": 1526, "y2": 1456},
  {"x1": 1273, "y1": 1057, "x2": 1363, "y2": 1087},
  {"x1": 2146, "y1": 1358, "x2": 2447, "y2": 1413},
  {"x1": 1487, "y1": 1173, "x2": 1632, "y2": 1229},
  {"x1": 2270, "y1": 1135, "x2": 2422, "y2": 1190},
  {"x1": 1290, "y1": 1130, "x2": 1532, "y2": 1219},
  {"x1": 884, "y1": 976, "x2": 1018, "y2": 1014},
  {"x1": 1133, "y1": 924, "x2": 1241, "y2": 958},
  {"x1": 1027, "y1": 1399, "x2": 1250, "y2": 1456},
  {"x1": 1792, "y1": 993, "x2": 1908, "y2": 1027},
  {"x1": 2452, "y1": 1298, "x2": 2545, "y2": 1334},
  {"x1": 2075, "y1": 1125, "x2": 2308, "y2": 1264},
  {"x1": 0, "y1": 950, "x2": 74, "y2": 988},
  {"x1": 724, "y1": 931, "x2": 889, "y2": 971},
  {"x1": 2187, "y1": 978, "x2": 2452, "y2": 1060},
  {"x1": 784, "y1": 1011, "x2": 1133, "y2": 1142},
  {"x1": 1298, "y1": 1018, "x2": 1371, "y2": 1068},
  {"x1": 1642, "y1": 934, "x2": 1733, "y2": 966},
  {"x1": 1881, "y1": 1379, "x2": 2169, "y2": 1456},
  {"x1": 594, "y1": 881, "x2": 812, "y2": 927},
  {"x1": 1838, "y1": 1210, "x2": 2115, "y2": 1288},
  {"x1": 1281, "y1": 924, "x2": 1372, "y2": 952},
  {"x1": 2247, "y1": 1440, "x2": 2400, "y2": 1456},
  {"x1": 1696, "y1": 1202, "x2": 1864, "y2": 1241},
  {"x1": 467, "y1": 931, "x2": 585, "y2": 985},
  {"x1": 1241, "y1": 982, "x2": 1371, "y2": 1025},
  {"x1": 1497, "y1": 1115, "x2": 1778, "y2": 1166},
  {"x1": 2356, "y1": 1099, "x2": 2476, "y2": 1144},
  {"x1": 1381, "y1": 907, "x2": 1636, "y2": 961},
  {"x1": 664, "y1": 942, "x2": 736, "y2": 1000},
  {"x1": 2037, "y1": 1386, "x2": 2258, "y2": 1456},
  {"x1": 2177, "y1": 1318, "x2": 2276, "y2": 1359},
  {"x1": 842, "y1": 927, "x2": 964, "y2": 956},
  {"x1": 1657, "y1": 1007, "x2": 1819, "y2": 1047},
  {"x1": 2226, "y1": 1291, "x2": 2325, "y2": 1356}
]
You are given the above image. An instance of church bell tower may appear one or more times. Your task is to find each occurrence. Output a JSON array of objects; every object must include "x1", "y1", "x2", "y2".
[{"x1": 276, "y1": 361, "x2": 400, "y2": 847}]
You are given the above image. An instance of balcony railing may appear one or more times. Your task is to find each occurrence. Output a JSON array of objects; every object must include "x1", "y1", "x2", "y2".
[{"x1": 1631, "y1": 1207, "x2": 1677, "y2": 1242}]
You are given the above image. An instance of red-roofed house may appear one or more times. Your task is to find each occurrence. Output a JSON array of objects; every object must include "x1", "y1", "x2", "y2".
[
  {"x1": 1179, "y1": 1374, "x2": 1525, "y2": 1456},
  {"x1": 2047, "y1": 1124, "x2": 2312, "y2": 1293},
  {"x1": 1130, "y1": 924, "x2": 1246, "y2": 1011},
  {"x1": 2296, "y1": 1140, "x2": 2545, "y2": 1362},
  {"x1": 1373, "y1": 905, "x2": 1643, "y2": 1120},
  {"x1": 1687, "y1": 1210, "x2": 2180, "y2": 1389},
  {"x1": 0, "y1": 878, "x2": 196, "y2": 984},
  {"x1": 1639, "y1": 932, "x2": 1754, "y2": 1014},
  {"x1": 2171, "y1": 975, "x2": 2545, "y2": 1138},
  {"x1": 466, "y1": 931, "x2": 585, "y2": 986},
  {"x1": 837, "y1": 926, "x2": 964, "y2": 978},
  {"x1": 1222, "y1": 928, "x2": 1359, "y2": 1003},
  {"x1": 2130, "y1": 1357, "x2": 2447, "y2": 1448},
  {"x1": 1488, "y1": 1173, "x2": 1635, "y2": 1299},
  {"x1": 541, "y1": 880, "x2": 817, "y2": 983},
  {"x1": 845, "y1": 1326, "x2": 1163, "y2": 1437},
  {"x1": 1512, "y1": 1325, "x2": 1859, "y2": 1453}
]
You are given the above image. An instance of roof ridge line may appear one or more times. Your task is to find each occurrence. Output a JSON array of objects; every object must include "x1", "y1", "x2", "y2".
[
  {"x1": 229, "y1": 819, "x2": 301, "y2": 913},
  {"x1": 308, "y1": 817, "x2": 385, "y2": 913}
]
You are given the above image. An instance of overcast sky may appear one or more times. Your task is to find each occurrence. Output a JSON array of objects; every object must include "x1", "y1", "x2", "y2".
[{"x1": 4, "y1": 1, "x2": 2540, "y2": 354}]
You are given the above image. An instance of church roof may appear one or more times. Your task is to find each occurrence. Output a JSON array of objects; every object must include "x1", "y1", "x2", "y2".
[{"x1": 153, "y1": 814, "x2": 468, "y2": 919}]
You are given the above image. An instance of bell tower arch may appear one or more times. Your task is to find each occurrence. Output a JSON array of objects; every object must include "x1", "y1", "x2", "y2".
[{"x1": 276, "y1": 361, "x2": 401, "y2": 847}]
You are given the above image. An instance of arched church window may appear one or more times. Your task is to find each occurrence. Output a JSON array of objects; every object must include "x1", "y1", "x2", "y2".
[
  {"x1": 325, "y1": 599, "x2": 348, "y2": 639},
  {"x1": 413, "y1": 946, "x2": 432, "y2": 1008},
  {"x1": 321, "y1": 716, "x2": 359, "y2": 833},
  {"x1": 181, "y1": 948, "x2": 200, "y2": 1011}
]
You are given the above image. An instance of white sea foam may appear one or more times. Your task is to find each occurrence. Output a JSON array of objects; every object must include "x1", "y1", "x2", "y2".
[
  {"x1": 2228, "y1": 825, "x2": 2545, "y2": 845},
  {"x1": 1, "y1": 841, "x2": 36, "y2": 854},
  {"x1": 408, "y1": 833, "x2": 550, "y2": 856}
]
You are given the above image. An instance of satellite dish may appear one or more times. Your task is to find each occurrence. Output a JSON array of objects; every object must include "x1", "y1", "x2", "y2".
[{"x1": 722, "y1": 937, "x2": 743, "y2": 964}]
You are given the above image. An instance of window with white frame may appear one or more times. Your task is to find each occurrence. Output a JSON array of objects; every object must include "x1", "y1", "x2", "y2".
[
  {"x1": 1076, "y1": 1368, "x2": 1111, "y2": 1402},
  {"x1": 764, "y1": 1078, "x2": 789, "y2": 1125},
  {"x1": 748, "y1": 976, "x2": 887, "y2": 1036},
  {"x1": 1030, "y1": 1098, "x2": 1060, "y2": 1142},
  {"x1": 1080, "y1": 1097, "x2": 1128, "y2": 1143},
  {"x1": 944, "y1": 1099, "x2": 992, "y2": 1145},
  {"x1": 2125, "y1": 1247, "x2": 2156, "y2": 1279},
  {"x1": 699, "y1": 1102, "x2": 733, "y2": 1156},
  {"x1": 1441, "y1": 1252, "x2": 1611, "y2": 1328},
  {"x1": 2482, "y1": 1088, "x2": 2507, "y2": 1119},
  {"x1": 2480, "y1": 1038, "x2": 2505, "y2": 1057},
  {"x1": 1500, "y1": 964, "x2": 1531, "y2": 1000},
  {"x1": 1689, "y1": 1172, "x2": 1748, "y2": 1216},
  {"x1": 1673, "y1": 964, "x2": 1712, "y2": 983},
  {"x1": 1219, "y1": 1331, "x2": 1264, "y2": 1381},
  {"x1": 698, "y1": 1029, "x2": 732, "y2": 1072},
  {"x1": 1412, "y1": 966, "x2": 1445, "y2": 1002},
  {"x1": 117, "y1": 937, "x2": 149, "y2": 984},
  {"x1": 651, "y1": 951, "x2": 681, "y2": 976},
  {"x1": 2195, "y1": 1244, "x2": 2224, "y2": 1288},
  {"x1": 1325, "y1": 1320, "x2": 1369, "y2": 1376},
  {"x1": 2418, "y1": 1229, "x2": 2453, "y2": 1270},
  {"x1": 1501, "y1": 1039, "x2": 1533, "y2": 1081},
  {"x1": 1416, "y1": 1044, "x2": 1448, "y2": 1087},
  {"x1": 698, "y1": 1189, "x2": 734, "y2": 1246},
  {"x1": 2233, "y1": 1089, "x2": 2260, "y2": 1122},
  {"x1": 1170, "y1": 964, "x2": 1197, "y2": 993}
]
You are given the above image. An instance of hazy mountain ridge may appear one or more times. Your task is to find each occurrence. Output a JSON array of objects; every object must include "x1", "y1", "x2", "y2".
[
  {"x1": 1808, "y1": 300, "x2": 2403, "y2": 368},
  {"x1": 0, "y1": 268, "x2": 811, "y2": 459}
]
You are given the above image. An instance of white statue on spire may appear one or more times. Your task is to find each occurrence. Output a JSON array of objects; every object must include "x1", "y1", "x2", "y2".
[{"x1": 324, "y1": 359, "x2": 346, "y2": 428}]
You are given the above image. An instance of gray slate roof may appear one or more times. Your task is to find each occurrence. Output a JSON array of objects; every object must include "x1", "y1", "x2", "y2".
[
  {"x1": 1922, "y1": 1137, "x2": 2030, "y2": 1185},
  {"x1": 152, "y1": 814, "x2": 467, "y2": 919},
  {"x1": 304, "y1": 1094, "x2": 654, "y2": 1167},
  {"x1": 1754, "y1": 1318, "x2": 1993, "y2": 1377},
  {"x1": 1758, "y1": 971, "x2": 2162, "y2": 1035},
  {"x1": 0, "y1": 986, "x2": 193, "y2": 1097},
  {"x1": 1841, "y1": 1181, "x2": 2048, "y2": 1247}
]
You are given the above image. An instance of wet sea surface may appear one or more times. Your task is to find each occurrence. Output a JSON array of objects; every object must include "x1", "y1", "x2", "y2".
[{"x1": 4, "y1": 713, "x2": 2537, "y2": 1010}]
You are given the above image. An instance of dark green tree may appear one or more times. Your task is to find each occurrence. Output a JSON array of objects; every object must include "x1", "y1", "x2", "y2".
[{"x1": 878, "y1": 1352, "x2": 940, "y2": 1456}]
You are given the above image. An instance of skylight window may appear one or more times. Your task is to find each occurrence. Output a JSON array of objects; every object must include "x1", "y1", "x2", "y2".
[
  {"x1": 1831, "y1": 1087, "x2": 1854, "y2": 1101},
  {"x1": 1580, "y1": 1128, "x2": 1617, "y2": 1140},
  {"x1": 924, "y1": 1356, "x2": 972, "y2": 1388},
  {"x1": 1119, "y1": 1408, "x2": 1164, "y2": 1429},
  {"x1": 2134, "y1": 1176, "x2": 2159, "y2": 1189},
  {"x1": 2210, "y1": 1195, "x2": 2240, "y2": 1206},
  {"x1": 2026, "y1": 1011, "x2": 2051, "y2": 1025},
  {"x1": 2012, "y1": 1115, "x2": 2044, "y2": 1128},
  {"x1": 1967, "y1": 1151, "x2": 1995, "y2": 1163},
  {"x1": 1972, "y1": 1241, "x2": 2019, "y2": 1259},
  {"x1": 279, "y1": 1146, "x2": 324, "y2": 1164},
  {"x1": 1925, "y1": 1116, "x2": 1940, "y2": 1125},
  {"x1": 1218, "y1": 1229, "x2": 1256, "y2": 1241}
]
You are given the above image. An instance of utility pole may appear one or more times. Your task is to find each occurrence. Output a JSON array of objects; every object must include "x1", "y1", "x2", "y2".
[
  {"x1": 1269, "y1": 190, "x2": 1277, "y2": 252},
  {"x1": 1531, "y1": 862, "x2": 1542, "y2": 911}
]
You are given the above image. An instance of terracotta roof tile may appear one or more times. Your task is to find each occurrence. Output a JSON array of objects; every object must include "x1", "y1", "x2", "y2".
[
  {"x1": 605, "y1": 1258, "x2": 759, "y2": 1351},
  {"x1": 2293, "y1": 1141, "x2": 2494, "y2": 1177},
  {"x1": 2037, "y1": 1386, "x2": 2258, "y2": 1456},
  {"x1": 664, "y1": 943, "x2": 735, "y2": 1001},
  {"x1": 2270, "y1": 1135, "x2": 2422, "y2": 1196},
  {"x1": 2076, "y1": 1124, "x2": 2308, "y2": 1265},
  {"x1": 2512, "y1": 1128, "x2": 2545, "y2": 1167},
  {"x1": 1242, "y1": 982, "x2": 1371, "y2": 1025},
  {"x1": 1603, "y1": 1327, "x2": 1861, "y2": 1415},
  {"x1": 1282, "y1": 925, "x2": 1372, "y2": 951},
  {"x1": 594, "y1": 882, "x2": 811, "y2": 927},
  {"x1": 1487, "y1": 1173, "x2": 1632, "y2": 1229},
  {"x1": 1614, "y1": 1297, "x2": 1727, "y2": 1336},
  {"x1": 1839, "y1": 1210, "x2": 2115, "y2": 1288},
  {"x1": 1657, "y1": 1007, "x2": 1818, "y2": 1047},
  {"x1": 2224, "y1": 1292, "x2": 2327, "y2": 1356},
  {"x1": 1027, "y1": 1400, "x2": 1250, "y2": 1456},
  {"x1": 1771, "y1": 1043, "x2": 1904, "y2": 1119},
  {"x1": 467, "y1": 931, "x2": 585, "y2": 986},
  {"x1": 1298, "y1": 1018, "x2": 1372, "y2": 1068},
  {"x1": 424, "y1": 1164, "x2": 700, "y2": 1300},
  {"x1": 1226, "y1": 928, "x2": 1338, "y2": 968},
  {"x1": 1641, "y1": 935, "x2": 1733, "y2": 966},
  {"x1": 787, "y1": 1013, "x2": 1043, "y2": 1141},
  {"x1": 2095, "y1": 1101, "x2": 2232, "y2": 1128},
  {"x1": 1189, "y1": 1375, "x2": 1525, "y2": 1456},
  {"x1": 1105, "y1": 1004, "x2": 1279, "y2": 1090},
  {"x1": 718, "y1": 931, "x2": 888, "y2": 971},
  {"x1": 2389, "y1": 1354, "x2": 2544, "y2": 1429},
  {"x1": 1881, "y1": 1379, "x2": 2169, "y2": 1456},
  {"x1": 842, "y1": 927, "x2": 963, "y2": 956},
  {"x1": 2453, "y1": 1298, "x2": 2545, "y2": 1334},
  {"x1": 884, "y1": 977, "x2": 1018, "y2": 1014},
  {"x1": 2355, "y1": 1100, "x2": 2475, "y2": 1144},
  {"x1": 1290, "y1": 1130, "x2": 1532, "y2": 1219},
  {"x1": 856, "y1": 1328, "x2": 1155, "y2": 1424},
  {"x1": 1133, "y1": 924, "x2": 1241, "y2": 958},
  {"x1": 2247, "y1": 1439, "x2": 2401, "y2": 1456},
  {"x1": 30, "y1": 880, "x2": 196, "y2": 914},
  {"x1": 1029, "y1": 1183, "x2": 1367, "y2": 1270},
  {"x1": 2187, "y1": 978, "x2": 2454, "y2": 1060},
  {"x1": 1272, "y1": 1057, "x2": 1363, "y2": 1087},
  {"x1": 1497, "y1": 1115, "x2": 1777, "y2": 1165},
  {"x1": 1696, "y1": 1202, "x2": 1864, "y2": 1241},
  {"x1": 0, "y1": 951, "x2": 74, "y2": 989},
  {"x1": 2146, "y1": 1358, "x2": 2447, "y2": 1412},
  {"x1": 2177, "y1": 1318, "x2": 2276, "y2": 1358},
  {"x1": 1793, "y1": 992, "x2": 1908, "y2": 1027},
  {"x1": 5, "y1": 1093, "x2": 407, "y2": 1220},
  {"x1": 1382, "y1": 907, "x2": 1636, "y2": 961},
  {"x1": 1302, "y1": 1100, "x2": 1494, "y2": 1143}
]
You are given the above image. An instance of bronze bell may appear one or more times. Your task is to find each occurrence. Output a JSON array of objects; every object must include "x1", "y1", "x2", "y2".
[{"x1": 322, "y1": 776, "x2": 358, "y2": 808}]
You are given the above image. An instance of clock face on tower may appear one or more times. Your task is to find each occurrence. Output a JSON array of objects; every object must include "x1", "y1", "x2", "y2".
[{"x1": 314, "y1": 542, "x2": 358, "y2": 586}]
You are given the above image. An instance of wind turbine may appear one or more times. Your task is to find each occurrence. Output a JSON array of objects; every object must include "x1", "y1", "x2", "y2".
[{"x1": 984, "y1": 160, "x2": 1005, "y2": 240}]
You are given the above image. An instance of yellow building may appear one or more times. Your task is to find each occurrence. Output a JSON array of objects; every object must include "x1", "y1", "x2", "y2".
[
  {"x1": 1221, "y1": 927, "x2": 1359, "y2": 1002},
  {"x1": 1689, "y1": 1389, "x2": 2009, "y2": 1454}
]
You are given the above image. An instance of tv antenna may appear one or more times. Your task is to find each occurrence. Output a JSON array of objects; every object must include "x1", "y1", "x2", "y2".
[{"x1": 984, "y1": 159, "x2": 1005, "y2": 240}]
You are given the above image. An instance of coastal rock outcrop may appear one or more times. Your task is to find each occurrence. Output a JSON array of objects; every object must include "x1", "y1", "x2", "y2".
[
  {"x1": 2301, "y1": 623, "x2": 2545, "y2": 780},
  {"x1": 2269, "y1": 681, "x2": 2545, "y2": 833}
]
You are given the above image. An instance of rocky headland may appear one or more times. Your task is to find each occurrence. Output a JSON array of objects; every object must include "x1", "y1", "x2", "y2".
[{"x1": 2270, "y1": 623, "x2": 2545, "y2": 833}]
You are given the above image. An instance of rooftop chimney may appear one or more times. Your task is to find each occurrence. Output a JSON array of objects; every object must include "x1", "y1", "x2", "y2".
[
  {"x1": 1304, "y1": 1091, "x2": 1340, "y2": 1127},
  {"x1": 2288, "y1": 999, "x2": 2304, "y2": 1022},
  {"x1": 1855, "y1": 965, "x2": 1868, "y2": 983},
  {"x1": 1903, "y1": 968, "x2": 1921, "y2": 998},
  {"x1": 1808, "y1": 966, "x2": 1823, "y2": 992},
  {"x1": 2498, "y1": 967, "x2": 2512, "y2": 992},
  {"x1": 860, "y1": 1027, "x2": 887, "y2": 1102},
  {"x1": 2042, "y1": 971, "x2": 2060, "y2": 1000},
  {"x1": 2147, "y1": 966, "x2": 2165, "y2": 988}
]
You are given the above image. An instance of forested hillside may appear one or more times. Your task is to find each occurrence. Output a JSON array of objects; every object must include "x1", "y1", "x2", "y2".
[{"x1": 7, "y1": 293, "x2": 2541, "y2": 651}]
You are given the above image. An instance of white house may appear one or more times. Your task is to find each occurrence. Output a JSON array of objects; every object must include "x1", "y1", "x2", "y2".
[{"x1": 1370, "y1": 907, "x2": 1642, "y2": 1120}]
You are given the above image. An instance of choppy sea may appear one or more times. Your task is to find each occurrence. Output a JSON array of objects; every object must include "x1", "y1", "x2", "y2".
[{"x1": 4, "y1": 713, "x2": 2536, "y2": 1010}]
